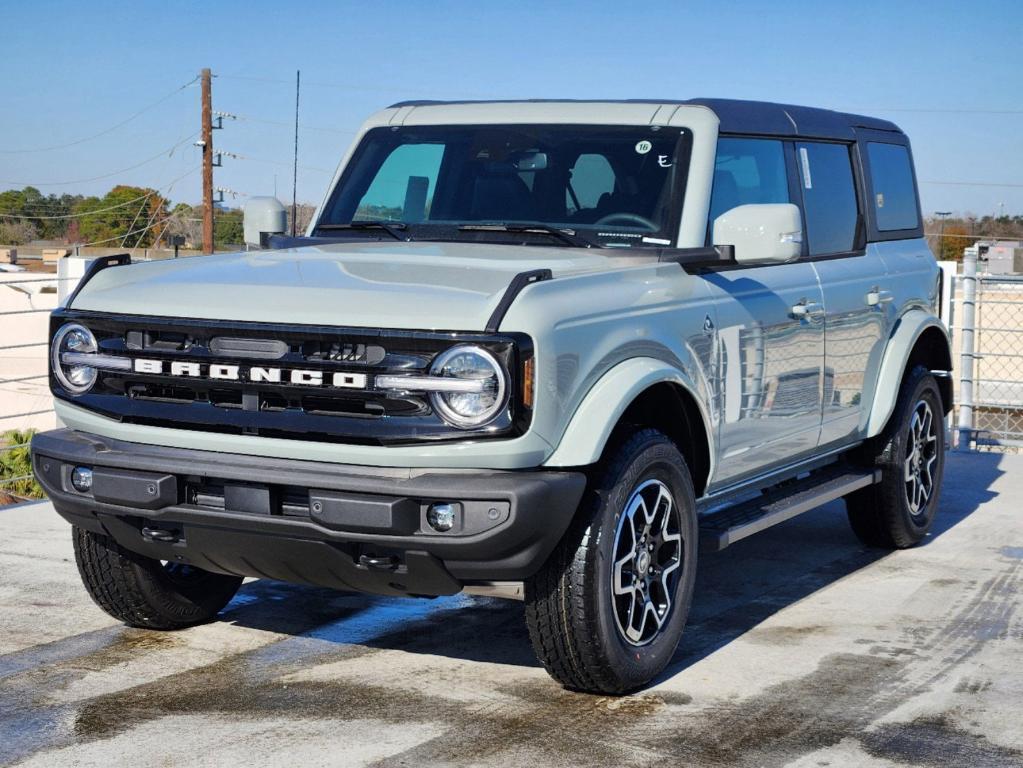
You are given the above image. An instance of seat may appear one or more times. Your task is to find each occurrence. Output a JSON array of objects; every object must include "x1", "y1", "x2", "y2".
[{"x1": 470, "y1": 167, "x2": 537, "y2": 221}]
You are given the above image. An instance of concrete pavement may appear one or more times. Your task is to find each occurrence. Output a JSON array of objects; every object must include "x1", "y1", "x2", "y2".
[{"x1": 1, "y1": 450, "x2": 1021, "y2": 767}]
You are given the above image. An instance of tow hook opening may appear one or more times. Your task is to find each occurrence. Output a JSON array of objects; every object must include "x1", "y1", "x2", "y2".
[{"x1": 141, "y1": 526, "x2": 182, "y2": 544}]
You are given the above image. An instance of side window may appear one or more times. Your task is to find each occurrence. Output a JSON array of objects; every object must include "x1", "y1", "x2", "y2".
[
  {"x1": 709, "y1": 138, "x2": 789, "y2": 224},
  {"x1": 567, "y1": 153, "x2": 616, "y2": 214},
  {"x1": 797, "y1": 142, "x2": 859, "y2": 255},
  {"x1": 354, "y1": 143, "x2": 444, "y2": 222},
  {"x1": 867, "y1": 142, "x2": 919, "y2": 231}
]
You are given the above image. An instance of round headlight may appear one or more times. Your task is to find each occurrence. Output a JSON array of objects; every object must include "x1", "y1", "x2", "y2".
[
  {"x1": 51, "y1": 322, "x2": 98, "y2": 395},
  {"x1": 429, "y1": 345, "x2": 507, "y2": 428}
]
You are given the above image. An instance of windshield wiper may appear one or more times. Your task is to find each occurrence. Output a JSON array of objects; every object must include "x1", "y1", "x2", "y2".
[
  {"x1": 315, "y1": 221, "x2": 412, "y2": 241},
  {"x1": 457, "y1": 223, "x2": 592, "y2": 248}
]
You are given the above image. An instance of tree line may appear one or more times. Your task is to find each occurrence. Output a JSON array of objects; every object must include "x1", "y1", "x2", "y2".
[
  {"x1": 924, "y1": 214, "x2": 1023, "y2": 261},
  {"x1": 0, "y1": 185, "x2": 312, "y2": 251}
]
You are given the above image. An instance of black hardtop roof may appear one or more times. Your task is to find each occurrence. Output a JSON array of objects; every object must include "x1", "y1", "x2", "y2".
[{"x1": 386, "y1": 98, "x2": 903, "y2": 140}]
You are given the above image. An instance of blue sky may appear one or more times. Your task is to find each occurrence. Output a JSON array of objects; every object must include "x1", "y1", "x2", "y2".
[{"x1": 2, "y1": 0, "x2": 1020, "y2": 219}]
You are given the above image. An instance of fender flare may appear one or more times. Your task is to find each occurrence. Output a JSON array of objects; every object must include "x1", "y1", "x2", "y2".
[
  {"x1": 543, "y1": 357, "x2": 715, "y2": 470},
  {"x1": 864, "y1": 310, "x2": 952, "y2": 438}
]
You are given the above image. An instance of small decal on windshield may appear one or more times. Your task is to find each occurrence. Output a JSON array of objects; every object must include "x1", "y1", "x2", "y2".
[
  {"x1": 657, "y1": 154, "x2": 672, "y2": 168},
  {"x1": 635, "y1": 140, "x2": 652, "y2": 155}
]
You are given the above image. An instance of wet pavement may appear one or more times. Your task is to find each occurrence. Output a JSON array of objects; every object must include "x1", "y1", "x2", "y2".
[{"x1": 1, "y1": 450, "x2": 1021, "y2": 767}]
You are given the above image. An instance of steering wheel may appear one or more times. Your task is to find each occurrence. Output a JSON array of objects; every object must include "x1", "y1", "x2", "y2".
[{"x1": 594, "y1": 212, "x2": 658, "y2": 231}]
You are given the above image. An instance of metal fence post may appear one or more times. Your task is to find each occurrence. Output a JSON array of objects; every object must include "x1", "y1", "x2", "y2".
[{"x1": 957, "y1": 248, "x2": 978, "y2": 450}]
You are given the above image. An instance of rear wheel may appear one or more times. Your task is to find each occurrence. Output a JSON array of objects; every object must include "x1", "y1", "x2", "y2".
[
  {"x1": 846, "y1": 365, "x2": 945, "y2": 548},
  {"x1": 524, "y1": 429, "x2": 698, "y2": 694},
  {"x1": 73, "y1": 526, "x2": 243, "y2": 629}
]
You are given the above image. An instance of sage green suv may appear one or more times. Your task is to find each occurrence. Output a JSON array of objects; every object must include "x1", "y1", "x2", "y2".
[{"x1": 33, "y1": 98, "x2": 951, "y2": 694}]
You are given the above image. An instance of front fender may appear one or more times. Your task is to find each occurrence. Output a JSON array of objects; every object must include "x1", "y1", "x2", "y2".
[
  {"x1": 543, "y1": 357, "x2": 714, "y2": 469},
  {"x1": 863, "y1": 310, "x2": 952, "y2": 438}
]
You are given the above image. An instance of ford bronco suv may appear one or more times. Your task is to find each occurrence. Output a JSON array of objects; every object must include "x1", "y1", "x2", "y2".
[{"x1": 32, "y1": 99, "x2": 951, "y2": 694}]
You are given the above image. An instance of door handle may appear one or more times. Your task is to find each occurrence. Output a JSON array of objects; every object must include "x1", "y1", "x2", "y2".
[
  {"x1": 791, "y1": 300, "x2": 824, "y2": 319},
  {"x1": 866, "y1": 288, "x2": 894, "y2": 306}
]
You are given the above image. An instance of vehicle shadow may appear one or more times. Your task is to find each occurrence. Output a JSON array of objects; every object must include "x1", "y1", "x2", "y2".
[{"x1": 219, "y1": 451, "x2": 1006, "y2": 678}]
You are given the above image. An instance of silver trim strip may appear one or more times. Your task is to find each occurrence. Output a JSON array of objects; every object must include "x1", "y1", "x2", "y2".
[
  {"x1": 60, "y1": 352, "x2": 132, "y2": 371},
  {"x1": 375, "y1": 375, "x2": 486, "y2": 393}
]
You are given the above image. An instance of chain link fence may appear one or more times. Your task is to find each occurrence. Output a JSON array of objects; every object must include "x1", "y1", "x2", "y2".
[{"x1": 950, "y1": 253, "x2": 1023, "y2": 451}]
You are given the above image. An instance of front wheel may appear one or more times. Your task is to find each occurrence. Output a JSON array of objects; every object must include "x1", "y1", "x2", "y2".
[
  {"x1": 524, "y1": 429, "x2": 698, "y2": 694},
  {"x1": 73, "y1": 526, "x2": 243, "y2": 630}
]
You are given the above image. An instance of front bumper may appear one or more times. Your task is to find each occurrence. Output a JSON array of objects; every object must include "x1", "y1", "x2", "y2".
[{"x1": 32, "y1": 429, "x2": 586, "y2": 597}]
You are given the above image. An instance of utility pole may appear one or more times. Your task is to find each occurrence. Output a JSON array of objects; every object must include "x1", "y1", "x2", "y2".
[{"x1": 201, "y1": 68, "x2": 214, "y2": 254}]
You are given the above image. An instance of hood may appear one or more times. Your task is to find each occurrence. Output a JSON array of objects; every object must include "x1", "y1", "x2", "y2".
[{"x1": 69, "y1": 241, "x2": 653, "y2": 331}]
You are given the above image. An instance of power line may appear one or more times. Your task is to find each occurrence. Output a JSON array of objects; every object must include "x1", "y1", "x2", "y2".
[
  {"x1": 920, "y1": 180, "x2": 1023, "y2": 188},
  {"x1": 0, "y1": 76, "x2": 198, "y2": 154},
  {"x1": 0, "y1": 189, "x2": 156, "y2": 220},
  {"x1": 217, "y1": 72, "x2": 493, "y2": 98},
  {"x1": 0, "y1": 132, "x2": 198, "y2": 187},
  {"x1": 844, "y1": 106, "x2": 1023, "y2": 115},
  {"x1": 231, "y1": 112, "x2": 357, "y2": 136},
  {"x1": 924, "y1": 232, "x2": 1020, "y2": 239}
]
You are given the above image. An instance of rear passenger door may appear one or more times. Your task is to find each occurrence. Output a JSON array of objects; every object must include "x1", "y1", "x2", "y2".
[
  {"x1": 704, "y1": 137, "x2": 826, "y2": 485},
  {"x1": 796, "y1": 141, "x2": 894, "y2": 447}
]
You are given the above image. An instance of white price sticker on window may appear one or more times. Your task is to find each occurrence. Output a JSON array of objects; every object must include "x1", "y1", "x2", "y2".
[{"x1": 799, "y1": 146, "x2": 813, "y2": 190}]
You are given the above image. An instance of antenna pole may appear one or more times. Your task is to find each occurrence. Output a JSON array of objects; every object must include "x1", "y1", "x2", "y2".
[{"x1": 291, "y1": 70, "x2": 300, "y2": 236}]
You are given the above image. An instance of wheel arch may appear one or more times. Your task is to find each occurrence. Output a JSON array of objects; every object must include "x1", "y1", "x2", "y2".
[
  {"x1": 543, "y1": 358, "x2": 714, "y2": 497},
  {"x1": 864, "y1": 310, "x2": 953, "y2": 438}
]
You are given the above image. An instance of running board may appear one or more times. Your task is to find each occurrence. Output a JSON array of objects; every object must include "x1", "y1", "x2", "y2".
[{"x1": 699, "y1": 466, "x2": 881, "y2": 552}]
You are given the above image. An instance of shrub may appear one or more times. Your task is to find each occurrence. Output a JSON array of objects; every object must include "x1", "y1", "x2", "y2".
[{"x1": 0, "y1": 429, "x2": 44, "y2": 503}]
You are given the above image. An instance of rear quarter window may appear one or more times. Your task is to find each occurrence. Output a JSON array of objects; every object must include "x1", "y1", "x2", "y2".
[{"x1": 867, "y1": 142, "x2": 919, "y2": 231}]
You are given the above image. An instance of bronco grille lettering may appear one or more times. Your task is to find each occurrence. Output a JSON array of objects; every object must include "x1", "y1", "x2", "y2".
[{"x1": 131, "y1": 358, "x2": 367, "y2": 389}]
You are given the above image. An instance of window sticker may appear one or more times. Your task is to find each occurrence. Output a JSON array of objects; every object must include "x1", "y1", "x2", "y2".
[
  {"x1": 657, "y1": 155, "x2": 672, "y2": 168},
  {"x1": 799, "y1": 146, "x2": 812, "y2": 189},
  {"x1": 635, "y1": 140, "x2": 652, "y2": 155}
]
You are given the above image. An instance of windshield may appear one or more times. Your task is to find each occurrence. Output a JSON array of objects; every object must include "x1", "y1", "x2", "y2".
[{"x1": 315, "y1": 124, "x2": 692, "y2": 248}]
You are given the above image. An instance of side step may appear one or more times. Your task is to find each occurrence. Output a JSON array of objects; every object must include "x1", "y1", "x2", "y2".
[{"x1": 699, "y1": 466, "x2": 881, "y2": 552}]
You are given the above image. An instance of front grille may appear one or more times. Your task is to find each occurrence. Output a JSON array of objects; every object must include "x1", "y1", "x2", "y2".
[{"x1": 52, "y1": 310, "x2": 528, "y2": 445}]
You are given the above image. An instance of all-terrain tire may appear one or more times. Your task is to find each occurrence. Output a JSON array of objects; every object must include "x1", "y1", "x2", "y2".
[
  {"x1": 846, "y1": 365, "x2": 945, "y2": 549},
  {"x1": 73, "y1": 526, "x2": 243, "y2": 629},
  {"x1": 524, "y1": 429, "x2": 698, "y2": 694}
]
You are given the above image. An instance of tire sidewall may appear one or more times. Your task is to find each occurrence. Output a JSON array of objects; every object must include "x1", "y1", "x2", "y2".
[
  {"x1": 590, "y1": 437, "x2": 698, "y2": 688},
  {"x1": 887, "y1": 371, "x2": 945, "y2": 539}
]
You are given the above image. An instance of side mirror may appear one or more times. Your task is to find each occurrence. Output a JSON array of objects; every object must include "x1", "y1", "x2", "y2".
[
  {"x1": 712, "y1": 203, "x2": 803, "y2": 265},
  {"x1": 243, "y1": 197, "x2": 287, "y2": 248}
]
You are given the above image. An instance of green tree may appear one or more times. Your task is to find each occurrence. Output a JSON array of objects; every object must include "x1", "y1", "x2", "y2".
[
  {"x1": 74, "y1": 185, "x2": 168, "y2": 247},
  {"x1": 214, "y1": 208, "x2": 244, "y2": 249}
]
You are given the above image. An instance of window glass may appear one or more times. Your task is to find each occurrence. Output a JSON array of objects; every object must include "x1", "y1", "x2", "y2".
[
  {"x1": 867, "y1": 142, "x2": 919, "y2": 231},
  {"x1": 567, "y1": 153, "x2": 616, "y2": 213},
  {"x1": 797, "y1": 142, "x2": 859, "y2": 255},
  {"x1": 354, "y1": 143, "x2": 444, "y2": 222},
  {"x1": 709, "y1": 138, "x2": 789, "y2": 223},
  {"x1": 319, "y1": 125, "x2": 692, "y2": 248}
]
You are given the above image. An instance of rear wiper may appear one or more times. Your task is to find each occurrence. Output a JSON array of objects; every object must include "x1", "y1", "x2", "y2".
[
  {"x1": 315, "y1": 221, "x2": 412, "y2": 241},
  {"x1": 457, "y1": 223, "x2": 592, "y2": 248}
]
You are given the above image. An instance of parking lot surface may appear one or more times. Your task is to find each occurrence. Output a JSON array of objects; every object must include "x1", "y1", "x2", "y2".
[{"x1": 1, "y1": 451, "x2": 1021, "y2": 767}]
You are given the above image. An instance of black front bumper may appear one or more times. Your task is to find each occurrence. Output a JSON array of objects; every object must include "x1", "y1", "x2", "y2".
[{"x1": 32, "y1": 429, "x2": 586, "y2": 597}]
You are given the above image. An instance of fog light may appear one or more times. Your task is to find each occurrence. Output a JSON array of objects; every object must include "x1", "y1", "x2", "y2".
[
  {"x1": 427, "y1": 503, "x2": 457, "y2": 532},
  {"x1": 70, "y1": 466, "x2": 93, "y2": 493}
]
